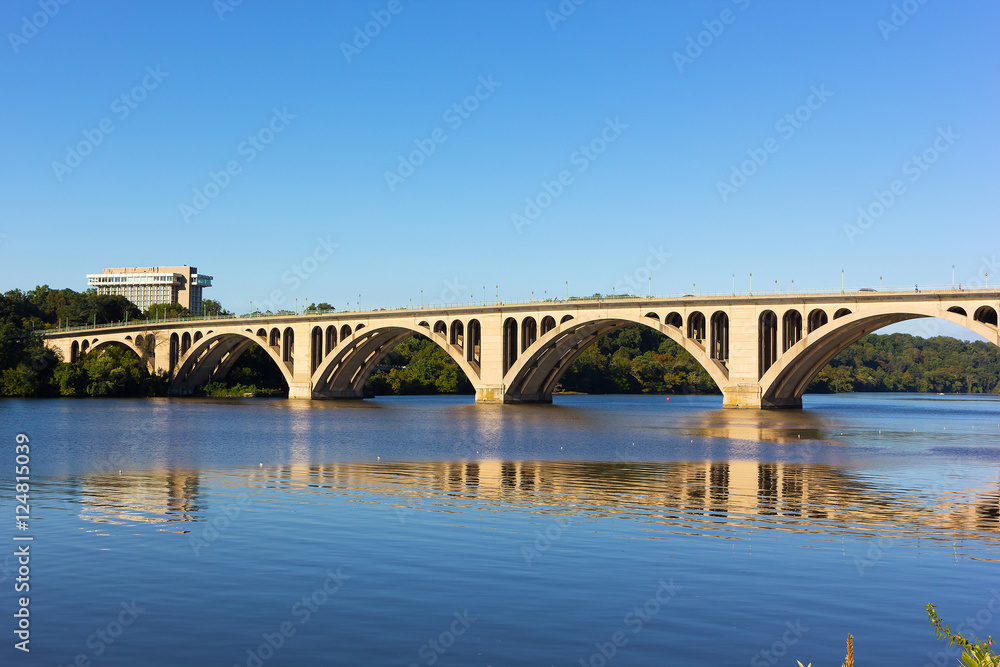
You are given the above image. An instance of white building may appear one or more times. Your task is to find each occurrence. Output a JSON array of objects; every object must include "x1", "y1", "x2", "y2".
[{"x1": 87, "y1": 266, "x2": 213, "y2": 314}]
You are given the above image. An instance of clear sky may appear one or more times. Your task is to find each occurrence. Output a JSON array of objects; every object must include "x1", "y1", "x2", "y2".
[{"x1": 2, "y1": 1, "x2": 997, "y2": 339}]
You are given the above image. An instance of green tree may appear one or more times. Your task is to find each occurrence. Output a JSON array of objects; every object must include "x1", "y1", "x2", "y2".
[{"x1": 145, "y1": 302, "x2": 191, "y2": 320}]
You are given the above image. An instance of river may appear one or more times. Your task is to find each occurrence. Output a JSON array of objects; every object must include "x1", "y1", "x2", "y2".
[{"x1": 1, "y1": 393, "x2": 998, "y2": 665}]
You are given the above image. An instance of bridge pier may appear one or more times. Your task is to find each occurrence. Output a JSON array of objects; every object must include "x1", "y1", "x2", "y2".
[
  {"x1": 475, "y1": 385, "x2": 505, "y2": 403},
  {"x1": 288, "y1": 382, "x2": 313, "y2": 400}
]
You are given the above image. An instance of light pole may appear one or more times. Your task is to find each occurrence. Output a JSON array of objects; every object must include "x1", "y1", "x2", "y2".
[
  {"x1": 841, "y1": 269, "x2": 844, "y2": 293},
  {"x1": 879, "y1": 276, "x2": 883, "y2": 291},
  {"x1": 791, "y1": 279, "x2": 794, "y2": 293},
  {"x1": 648, "y1": 276, "x2": 651, "y2": 298},
  {"x1": 483, "y1": 286, "x2": 486, "y2": 304},
  {"x1": 420, "y1": 290, "x2": 423, "y2": 308},
  {"x1": 564, "y1": 281, "x2": 567, "y2": 300},
  {"x1": 732, "y1": 274, "x2": 735, "y2": 296},
  {"x1": 748, "y1": 273, "x2": 752, "y2": 296},
  {"x1": 952, "y1": 265, "x2": 955, "y2": 289},
  {"x1": 774, "y1": 279, "x2": 778, "y2": 294}
]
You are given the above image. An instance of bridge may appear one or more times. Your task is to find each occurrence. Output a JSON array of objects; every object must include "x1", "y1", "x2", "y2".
[{"x1": 42, "y1": 288, "x2": 1000, "y2": 409}]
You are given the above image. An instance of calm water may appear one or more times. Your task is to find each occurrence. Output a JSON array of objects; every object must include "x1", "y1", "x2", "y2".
[{"x1": 1, "y1": 393, "x2": 998, "y2": 666}]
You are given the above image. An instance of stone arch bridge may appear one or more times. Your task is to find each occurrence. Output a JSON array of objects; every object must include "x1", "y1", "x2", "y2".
[{"x1": 43, "y1": 289, "x2": 1000, "y2": 409}]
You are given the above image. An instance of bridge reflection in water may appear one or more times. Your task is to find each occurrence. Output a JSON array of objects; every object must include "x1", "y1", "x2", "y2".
[{"x1": 67, "y1": 457, "x2": 999, "y2": 554}]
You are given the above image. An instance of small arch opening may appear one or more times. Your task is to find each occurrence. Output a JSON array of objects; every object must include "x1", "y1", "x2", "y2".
[
  {"x1": 467, "y1": 319, "x2": 482, "y2": 365},
  {"x1": 710, "y1": 311, "x2": 729, "y2": 362},
  {"x1": 540, "y1": 316, "x2": 556, "y2": 335},
  {"x1": 521, "y1": 317, "x2": 537, "y2": 352},
  {"x1": 503, "y1": 317, "x2": 518, "y2": 374},
  {"x1": 325, "y1": 325, "x2": 337, "y2": 354},
  {"x1": 974, "y1": 305, "x2": 998, "y2": 326},
  {"x1": 282, "y1": 327, "x2": 294, "y2": 363},
  {"x1": 834, "y1": 308, "x2": 852, "y2": 320},
  {"x1": 665, "y1": 312, "x2": 682, "y2": 329},
  {"x1": 759, "y1": 310, "x2": 778, "y2": 378},
  {"x1": 450, "y1": 320, "x2": 464, "y2": 347},
  {"x1": 782, "y1": 310, "x2": 803, "y2": 352},
  {"x1": 687, "y1": 311, "x2": 706, "y2": 340},
  {"x1": 807, "y1": 309, "x2": 828, "y2": 333}
]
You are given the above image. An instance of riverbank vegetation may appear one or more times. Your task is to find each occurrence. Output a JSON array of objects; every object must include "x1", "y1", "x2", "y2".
[{"x1": 2, "y1": 286, "x2": 998, "y2": 398}]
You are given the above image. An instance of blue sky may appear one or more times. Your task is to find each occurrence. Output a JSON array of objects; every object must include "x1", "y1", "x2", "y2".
[{"x1": 2, "y1": 1, "x2": 997, "y2": 338}]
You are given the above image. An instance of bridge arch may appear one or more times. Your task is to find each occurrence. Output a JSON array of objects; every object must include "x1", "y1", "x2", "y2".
[
  {"x1": 172, "y1": 330, "x2": 292, "y2": 395},
  {"x1": 501, "y1": 312, "x2": 729, "y2": 403},
  {"x1": 759, "y1": 305, "x2": 999, "y2": 408},
  {"x1": 311, "y1": 322, "x2": 480, "y2": 399},
  {"x1": 807, "y1": 309, "x2": 828, "y2": 333},
  {"x1": 87, "y1": 338, "x2": 146, "y2": 365},
  {"x1": 466, "y1": 319, "x2": 482, "y2": 366},
  {"x1": 974, "y1": 305, "x2": 998, "y2": 325},
  {"x1": 450, "y1": 320, "x2": 464, "y2": 347},
  {"x1": 521, "y1": 317, "x2": 537, "y2": 352},
  {"x1": 687, "y1": 311, "x2": 705, "y2": 341}
]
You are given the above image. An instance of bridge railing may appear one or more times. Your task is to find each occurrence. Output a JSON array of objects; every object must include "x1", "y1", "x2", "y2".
[{"x1": 39, "y1": 284, "x2": 996, "y2": 335}]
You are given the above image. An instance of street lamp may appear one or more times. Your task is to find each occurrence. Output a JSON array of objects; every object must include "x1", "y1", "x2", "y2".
[
  {"x1": 748, "y1": 273, "x2": 752, "y2": 296},
  {"x1": 732, "y1": 274, "x2": 735, "y2": 296},
  {"x1": 841, "y1": 269, "x2": 844, "y2": 293}
]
